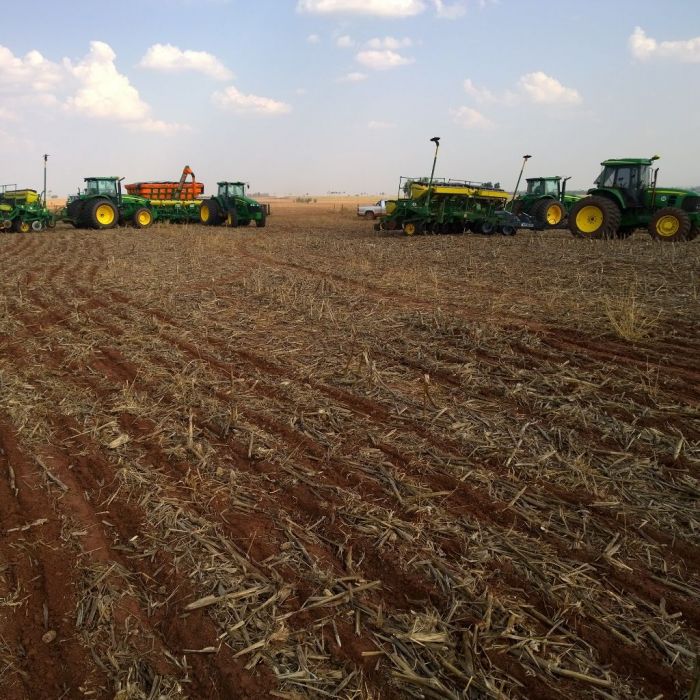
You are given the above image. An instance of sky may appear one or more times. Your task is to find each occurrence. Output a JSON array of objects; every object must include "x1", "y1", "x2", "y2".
[{"x1": 1, "y1": 0, "x2": 699, "y2": 196}]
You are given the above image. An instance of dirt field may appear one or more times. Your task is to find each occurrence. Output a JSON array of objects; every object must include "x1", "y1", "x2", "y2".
[{"x1": 0, "y1": 202, "x2": 698, "y2": 700}]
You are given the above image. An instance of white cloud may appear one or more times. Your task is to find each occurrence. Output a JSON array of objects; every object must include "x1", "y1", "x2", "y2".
[
  {"x1": 339, "y1": 71, "x2": 368, "y2": 82},
  {"x1": 64, "y1": 41, "x2": 187, "y2": 132},
  {"x1": 336, "y1": 35, "x2": 355, "y2": 48},
  {"x1": 356, "y1": 49, "x2": 414, "y2": 70},
  {"x1": 298, "y1": 0, "x2": 425, "y2": 16},
  {"x1": 464, "y1": 73, "x2": 580, "y2": 106},
  {"x1": 518, "y1": 71, "x2": 581, "y2": 105},
  {"x1": 451, "y1": 106, "x2": 493, "y2": 129},
  {"x1": 0, "y1": 45, "x2": 62, "y2": 93},
  {"x1": 432, "y1": 0, "x2": 466, "y2": 19},
  {"x1": 0, "y1": 106, "x2": 17, "y2": 120},
  {"x1": 368, "y1": 120, "x2": 395, "y2": 129},
  {"x1": 629, "y1": 26, "x2": 700, "y2": 63},
  {"x1": 307, "y1": 34, "x2": 321, "y2": 44},
  {"x1": 139, "y1": 43, "x2": 232, "y2": 80},
  {"x1": 366, "y1": 36, "x2": 412, "y2": 49},
  {"x1": 212, "y1": 85, "x2": 291, "y2": 115}
]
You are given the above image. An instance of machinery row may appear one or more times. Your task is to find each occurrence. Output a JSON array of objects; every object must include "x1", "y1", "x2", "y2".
[
  {"x1": 2, "y1": 149, "x2": 699, "y2": 243},
  {"x1": 0, "y1": 166, "x2": 267, "y2": 233},
  {"x1": 373, "y1": 142, "x2": 699, "y2": 243}
]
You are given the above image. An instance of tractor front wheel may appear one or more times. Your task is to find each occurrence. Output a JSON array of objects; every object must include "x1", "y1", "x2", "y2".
[
  {"x1": 533, "y1": 199, "x2": 565, "y2": 228},
  {"x1": 133, "y1": 207, "x2": 153, "y2": 229},
  {"x1": 89, "y1": 199, "x2": 118, "y2": 230},
  {"x1": 256, "y1": 211, "x2": 267, "y2": 228},
  {"x1": 648, "y1": 207, "x2": 691, "y2": 242},
  {"x1": 226, "y1": 209, "x2": 239, "y2": 227},
  {"x1": 568, "y1": 196, "x2": 620, "y2": 239},
  {"x1": 200, "y1": 200, "x2": 221, "y2": 226}
]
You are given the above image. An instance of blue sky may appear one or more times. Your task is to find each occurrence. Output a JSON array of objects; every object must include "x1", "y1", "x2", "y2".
[{"x1": 1, "y1": 0, "x2": 699, "y2": 196}]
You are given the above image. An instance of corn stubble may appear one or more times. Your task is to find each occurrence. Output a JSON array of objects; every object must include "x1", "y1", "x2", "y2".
[{"x1": 0, "y1": 203, "x2": 698, "y2": 700}]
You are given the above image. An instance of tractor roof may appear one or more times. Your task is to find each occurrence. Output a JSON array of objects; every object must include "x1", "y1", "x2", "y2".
[
  {"x1": 84, "y1": 176, "x2": 120, "y2": 181},
  {"x1": 526, "y1": 176, "x2": 561, "y2": 182},
  {"x1": 218, "y1": 181, "x2": 245, "y2": 186},
  {"x1": 600, "y1": 157, "x2": 658, "y2": 167}
]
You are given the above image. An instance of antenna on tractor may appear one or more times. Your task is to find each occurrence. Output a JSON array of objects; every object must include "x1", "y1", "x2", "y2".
[
  {"x1": 509, "y1": 154, "x2": 532, "y2": 210},
  {"x1": 426, "y1": 137, "x2": 441, "y2": 210},
  {"x1": 42, "y1": 154, "x2": 49, "y2": 206}
]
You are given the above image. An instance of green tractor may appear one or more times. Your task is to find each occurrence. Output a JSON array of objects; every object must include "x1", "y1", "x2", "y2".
[
  {"x1": 568, "y1": 156, "x2": 699, "y2": 242},
  {"x1": 0, "y1": 186, "x2": 54, "y2": 233},
  {"x1": 63, "y1": 177, "x2": 154, "y2": 230},
  {"x1": 511, "y1": 176, "x2": 579, "y2": 229},
  {"x1": 199, "y1": 182, "x2": 267, "y2": 228}
]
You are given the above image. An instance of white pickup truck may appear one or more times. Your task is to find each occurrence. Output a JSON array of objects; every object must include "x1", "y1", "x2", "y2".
[{"x1": 357, "y1": 199, "x2": 387, "y2": 219}]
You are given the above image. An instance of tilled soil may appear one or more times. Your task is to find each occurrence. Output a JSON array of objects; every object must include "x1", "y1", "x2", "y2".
[{"x1": 0, "y1": 205, "x2": 698, "y2": 700}]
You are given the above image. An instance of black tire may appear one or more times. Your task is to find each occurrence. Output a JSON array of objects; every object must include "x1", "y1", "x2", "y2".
[
  {"x1": 568, "y1": 196, "x2": 621, "y2": 239},
  {"x1": 532, "y1": 198, "x2": 565, "y2": 229},
  {"x1": 12, "y1": 219, "x2": 30, "y2": 233},
  {"x1": 364, "y1": 210, "x2": 375, "y2": 220},
  {"x1": 132, "y1": 207, "x2": 153, "y2": 229},
  {"x1": 200, "y1": 199, "x2": 221, "y2": 226},
  {"x1": 648, "y1": 207, "x2": 691, "y2": 243},
  {"x1": 501, "y1": 224, "x2": 517, "y2": 236},
  {"x1": 402, "y1": 221, "x2": 423, "y2": 236},
  {"x1": 479, "y1": 220, "x2": 495, "y2": 235},
  {"x1": 31, "y1": 220, "x2": 44, "y2": 232},
  {"x1": 88, "y1": 198, "x2": 118, "y2": 230},
  {"x1": 687, "y1": 224, "x2": 699, "y2": 241},
  {"x1": 256, "y1": 210, "x2": 266, "y2": 228}
]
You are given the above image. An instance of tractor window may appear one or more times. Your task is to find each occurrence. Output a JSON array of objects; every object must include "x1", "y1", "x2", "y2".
[
  {"x1": 527, "y1": 181, "x2": 544, "y2": 195},
  {"x1": 86, "y1": 180, "x2": 117, "y2": 196},
  {"x1": 595, "y1": 167, "x2": 616, "y2": 188},
  {"x1": 544, "y1": 180, "x2": 559, "y2": 196}
]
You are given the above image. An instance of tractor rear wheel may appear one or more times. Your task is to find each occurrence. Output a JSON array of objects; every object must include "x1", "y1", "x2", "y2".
[
  {"x1": 568, "y1": 196, "x2": 620, "y2": 239},
  {"x1": 88, "y1": 199, "x2": 118, "y2": 230},
  {"x1": 133, "y1": 207, "x2": 153, "y2": 229},
  {"x1": 200, "y1": 199, "x2": 221, "y2": 225},
  {"x1": 648, "y1": 207, "x2": 691, "y2": 242},
  {"x1": 256, "y1": 210, "x2": 267, "y2": 228},
  {"x1": 533, "y1": 198, "x2": 565, "y2": 228}
]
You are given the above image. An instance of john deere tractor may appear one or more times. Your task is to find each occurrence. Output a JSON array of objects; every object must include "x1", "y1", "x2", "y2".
[
  {"x1": 511, "y1": 176, "x2": 579, "y2": 229},
  {"x1": 568, "y1": 157, "x2": 699, "y2": 242},
  {"x1": 63, "y1": 177, "x2": 154, "y2": 230},
  {"x1": 199, "y1": 182, "x2": 266, "y2": 228}
]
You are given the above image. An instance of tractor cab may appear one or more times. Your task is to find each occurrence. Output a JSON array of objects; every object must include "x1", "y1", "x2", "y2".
[
  {"x1": 526, "y1": 177, "x2": 561, "y2": 198},
  {"x1": 593, "y1": 158, "x2": 655, "y2": 206},
  {"x1": 218, "y1": 182, "x2": 246, "y2": 198},
  {"x1": 83, "y1": 177, "x2": 121, "y2": 199}
]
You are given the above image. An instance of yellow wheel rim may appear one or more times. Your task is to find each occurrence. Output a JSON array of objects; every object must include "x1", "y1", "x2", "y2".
[
  {"x1": 137, "y1": 210, "x2": 151, "y2": 226},
  {"x1": 404, "y1": 223, "x2": 416, "y2": 236},
  {"x1": 227, "y1": 213, "x2": 234, "y2": 226},
  {"x1": 546, "y1": 203, "x2": 563, "y2": 225},
  {"x1": 19, "y1": 222, "x2": 30, "y2": 233},
  {"x1": 575, "y1": 205, "x2": 604, "y2": 234},
  {"x1": 96, "y1": 203, "x2": 115, "y2": 226},
  {"x1": 200, "y1": 204, "x2": 210, "y2": 223},
  {"x1": 655, "y1": 214, "x2": 680, "y2": 237}
]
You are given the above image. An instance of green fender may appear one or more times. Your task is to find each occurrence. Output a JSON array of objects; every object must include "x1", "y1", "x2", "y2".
[{"x1": 585, "y1": 188, "x2": 626, "y2": 210}]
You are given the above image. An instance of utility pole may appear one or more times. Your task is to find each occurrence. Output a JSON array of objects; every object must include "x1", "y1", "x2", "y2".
[{"x1": 42, "y1": 154, "x2": 49, "y2": 205}]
